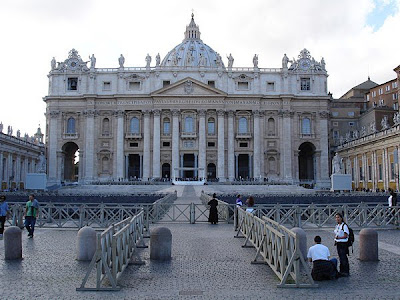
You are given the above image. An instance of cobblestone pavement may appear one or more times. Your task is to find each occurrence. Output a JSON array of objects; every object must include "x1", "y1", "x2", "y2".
[{"x1": 1, "y1": 185, "x2": 399, "y2": 299}]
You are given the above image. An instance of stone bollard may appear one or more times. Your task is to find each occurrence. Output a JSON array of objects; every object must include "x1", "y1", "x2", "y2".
[
  {"x1": 359, "y1": 228, "x2": 378, "y2": 261},
  {"x1": 150, "y1": 227, "x2": 172, "y2": 261},
  {"x1": 4, "y1": 226, "x2": 22, "y2": 260},
  {"x1": 292, "y1": 227, "x2": 307, "y2": 261},
  {"x1": 76, "y1": 226, "x2": 97, "y2": 261}
]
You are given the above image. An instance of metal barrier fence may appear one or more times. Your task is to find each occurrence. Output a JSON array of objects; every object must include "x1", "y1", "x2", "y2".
[
  {"x1": 235, "y1": 207, "x2": 316, "y2": 288},
  {"x1": 6, "y1": 197, "x2": 399, "y2": 228},
  {"x1": 77, "y1": 210, "x2": 147, "y2": 291}
]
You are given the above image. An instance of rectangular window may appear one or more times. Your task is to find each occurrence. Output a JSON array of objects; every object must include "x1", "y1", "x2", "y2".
[
  {"x1": 368, "y1": 165, "x2": 372, "y2": 181},
  {"x1": 366, "y1": 94, "x2": 370, "y2": 101},
  {"x1": 237, "y1": 82, "x2": 249, "y2": 90},
  {"x1": 394, "y1": 103, "x2": 399, "y2": 110},
  {"x1": 103, "y1": 82, "x2": 111, "y2": 91},
  {"x1": 359, "y1": 166, "x2": 363, "y2": 180},
  {"x1": 162, "y1": 142, "x2": 170, "y2": 147},
  {"x1": 208, "y1": 122, "x2": 215, "y2": 135},
  {"x1": 300, "y1": 78, "x2": 311, "y2": 91},
  {"x1": 207, "y1": 81, "x2": 215, "y2": 88},
  {"x1": 163, "y1": 122, "x2": 170, "y2": 135},
  {"x1": 348, "y1": 122, "x2": 355, "y2": 126},
  {"x1": 333, "y1": 130, "x2": 339, "y2": 139},
  {"x1": 129, "y1": 142, "x2": 138, "y2": 147},
  {"x1": 332, "y1": 112, "x2": 339, "y2": 117},
  {"x1": 386, "y1": 85, "x2": 390, "y2": 92},
  {"x1": 266, "y1": 82, "x2": 275, "y2": 92},
  {"x1": 347, "y1": 112, "x2": 355, "y2": 117},
  {"x1": 67, "y1": 78, "x2": 78, "y2": 90},
  {"x1": 372, "y1": 91, "x2": 376, "y2": 97},
  {"x1": 239, "y1": 142, "x2": 248, "y2": 148},
  {"x1": 163, "y1": 80, "x2": 170, "y2": 87},
  {"x1": 379, "y1": 88, "x2": 383, "y2": 95},
  {"x1": 207, "y1": 142, "x2": 215, "y2": 147},
  {"x1": 129, "y1": 82, "x2": 141, "y2": 90},
  {"x1": 333, "y1": 122, "x2": 338, "y2": 127},
  {"x1": 379, "y1": 99, "x2": 384, "y2": 106},
  {"x1": 379, "y1": 164, "x2": 383, "y2": 181}
]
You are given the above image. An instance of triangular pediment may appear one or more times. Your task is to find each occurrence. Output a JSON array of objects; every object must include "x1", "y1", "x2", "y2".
[{"x1": 151, "y1": 77, "x2": 226, "y2": 96}]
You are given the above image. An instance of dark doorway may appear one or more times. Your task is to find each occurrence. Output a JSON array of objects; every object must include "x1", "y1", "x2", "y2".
[
  {"x1": 162, "y1": 163, "x2": 171, "y2": 179},
  {"x1": 62, "y1": 142, "x2": 79, "y2": 182},
  {"x1": 183, "y1": 154, "x2": 195, "y2": 178},
  {"x1": 207, "y1": 163, "x2": 216, "y2": 180},
  {"x1": 128, "y1": 154, "x2": 141, "y2": 179},
  {"x1": 238, "y1": 154, "x2": 250, "y2": 179},
  {"x1": 298, "y1": 142, "x2": 315, "y2": 181}
]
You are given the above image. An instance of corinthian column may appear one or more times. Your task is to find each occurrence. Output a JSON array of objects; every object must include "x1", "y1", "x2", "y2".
[
  {"x1": 48, "y1": 110, "x2": 60, "y2": 184},
  {"x1": 217, "y1": 110, "x2": 225, "y2": 182},
  {"x1": 198, "y1": 109, "x2": 206, "y2": 180},
  {"x1": 152, "y1": 109, "x2": 161, "y2": 179},
  {"x1": 318, "y1": 111, "x2": 330, "y2": 188},
  {"x1": 281, "y1": 110, "x2": 293, "y2": 181},
  {"x1": 171, "y1": 110, "x2": 180, "y2": 180},
  {"x1": 253, "y1": 110, "x2": 261, "y2": 180},
  {"x1": 84, "y1": 110, "x2": 96, "y2": 182},
  {"x1": 227, "y1": 110, "x2": 235, "y2": 181},
  {"x1": 142, "y1": 110, "x2": 151, "y2": 181},
  {"x1": 115, "y1": 110, "x2": 125, "y2": 179}
]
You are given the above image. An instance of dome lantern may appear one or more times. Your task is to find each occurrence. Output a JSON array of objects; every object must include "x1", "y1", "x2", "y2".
[{"x1": 184, "y1": 13, "x2": 201, "y2": 41}]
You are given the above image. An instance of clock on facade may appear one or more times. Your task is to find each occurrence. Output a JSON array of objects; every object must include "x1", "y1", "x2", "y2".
[
  {"x1": 299, "y1": 58, "x2": 311, "y2": 71},
  {"x1": 68, "y1": 59, "x2": 80, "y2": 70}
]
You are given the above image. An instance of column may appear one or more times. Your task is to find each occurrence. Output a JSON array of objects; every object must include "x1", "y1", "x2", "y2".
[
  {"x1": 84, "y1": 110, "x2": 95, "y2": 182},
  {"x1": 294, "y1": 150, "x2": 300, "y2": 182},
  {"x1": 152, "y1": 109, "x2": 161, "y2": 179},
  {"x1": 249, "y1": 154, "x2": 253, "y2": 178},
  {"x1": 383, "y1": 148, "x2": 388, "y2": 190},
  {"x1": 78, "y1": 151, "x2": 84, "y2": 183},
  {"x1": 318, "y1": 111, "x2": 330, "y2": 186},
  {"x1": 140, "y1": 154, "x2": 143, "y2": 178},
  {"x1": 217, "y1": 110, "x2": 225, "y2": 182},
  {"x1": 142, "y1": 110, "x2": 151, "y2": 181},
  {"x1": 180, "y1": 154, "x2": 184, "y2": 178},
  {"x1": 281, "y1": 110, "x2": 293, "y2": 181},
  {"x1": 227, "y1": 111, "x2": 235, "y2": 181},
  {"x1": 15, "y1": 156, "x2": 21, "y2": 184},
  {"x1": 56, "y1": 151, "x2": 63, "y2": 183},
  {"x1": 372, "y1": 151, "x2": 377, "y2": 191},
  {"x1": 0, "y1": 151, "x2": 3, "y2": 184},
  {"x1": 198, "y1": 109, "x2": 206, "y2": 180},
  {"x1": 194, "y1": 154, "x2": 198, "y2": 178},
  {"x1": 115, "y1": 110, "x2": 125, "y2": 179},
  {"x1": 253, "y1": 110, "x2": 261, "y2": 180},
  {"x1": 171, "y1": 110, "x2": 180, "y2": 180},
  {"x1": 48, "y1": 110, "x2": 60, "y2": 184}
]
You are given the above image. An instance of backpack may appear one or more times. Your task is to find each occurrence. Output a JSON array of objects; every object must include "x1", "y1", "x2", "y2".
[{"x1": 343, "y1": 223, "x2": 354, "y2": 251}]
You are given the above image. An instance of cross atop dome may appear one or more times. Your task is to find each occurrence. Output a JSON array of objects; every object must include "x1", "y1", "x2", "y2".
[{"x1": 184, "y1": 12, "x2": 201, "y2": 41}]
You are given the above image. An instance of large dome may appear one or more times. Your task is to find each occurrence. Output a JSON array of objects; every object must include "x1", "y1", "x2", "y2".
[{"x1": 160, "y1": 14, "x2": 225, "y2": 69}]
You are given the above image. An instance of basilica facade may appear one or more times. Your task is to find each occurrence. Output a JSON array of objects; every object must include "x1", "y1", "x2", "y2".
[{"x1": 44, "y1": 15, "x2": 330, "y2": 188}]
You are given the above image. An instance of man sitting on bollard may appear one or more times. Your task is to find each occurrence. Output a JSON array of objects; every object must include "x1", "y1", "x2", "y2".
[{"x1": 307, "y1": 235, "x2": 338, "y2": 281}]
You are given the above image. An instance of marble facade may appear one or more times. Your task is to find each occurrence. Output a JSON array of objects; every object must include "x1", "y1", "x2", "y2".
[{"x1": 44, "y1": 15, "x2": 331, "y2": 188}]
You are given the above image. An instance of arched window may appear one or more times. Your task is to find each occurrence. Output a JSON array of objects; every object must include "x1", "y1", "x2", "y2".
[
  {"x1": 302, "y1": 118, "x2": 311, "y2": 135},
  {"x1": 208, "y1": 118, "x2": 215, "y2": 134},
  {"x1": 102, "y1": 157, "x2": 109, "y2": 172},
  {"x1": 185, "y1": 117, "x2": 193, "y2": 133},
  {"x1": 67, "y1": 117, "x2": 75, "y2": 133},
  {"x1": 163, "y1": 118, "x2": 170, "y2": 134},
  {"x1": 130, "y1": 117, "x2": 140, "y2": 134},
  {"x1": 102, "y1": 118, "x2": 110, "y2": 135},
  {"x1": 268, "y1": 118, "x2": 275, "y2": 136},
  {"x1": 238, "y1": 117, "x2": 248, "y2": 134}
]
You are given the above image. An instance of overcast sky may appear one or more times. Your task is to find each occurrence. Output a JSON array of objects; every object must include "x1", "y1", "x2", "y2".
[{"x1": 0, "y1": 0, "x2": 399, "y2": 137}]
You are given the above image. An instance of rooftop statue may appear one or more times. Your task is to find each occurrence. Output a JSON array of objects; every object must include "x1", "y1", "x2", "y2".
[
  {"x1": 119, "y1": 54, "x2": 125, "y2": 68},
  {"x1": 0, "y1": 122, "x2": 3, "y2": 133},
  {"x1": 156, "y1": 53, "x2": 160, "y2": 67},
  {"x1": 51, "y1": 57, "x2": 56, "y2": 70},
  {"x1": 145, "y1": 53, "x2": 151, "y2": 68},
  {"x1": 227, "y1": 53, "x2": 234, "y2": 68},
  {"x1": 253, "y1": 54, "x2": 258, "y2": 68},
  {"x1": 89, "y1": 54, "x2": 96, "y2": 69},
  {"x1": 282, "y1": 54, "x2": 289, "y2": 69}
]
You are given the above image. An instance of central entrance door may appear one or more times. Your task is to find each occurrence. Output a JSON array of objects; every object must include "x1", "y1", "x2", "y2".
[
  {"x1": 183, "y1": 154, "x2": 195, "y2": 178},
  {"x1": 128, "y1": 154, "x2": 141, "y2": 179},
  {"x1": 238, "y1": 154, "x2": 250, "y2": 179}
]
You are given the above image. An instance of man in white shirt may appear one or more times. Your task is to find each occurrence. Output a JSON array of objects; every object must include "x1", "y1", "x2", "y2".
[{"x1": 307, "y1": 236, "x2": 338, "y2": 281}]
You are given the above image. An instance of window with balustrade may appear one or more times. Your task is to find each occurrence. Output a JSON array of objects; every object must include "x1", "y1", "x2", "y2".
[
  {"x1": 67, "y1": 117, "x2": 76, "y2": 133},
  {"x1": 301, "y1": 118, "x2": 311, "y2": 135},
  {"x1": 130, "y1": 117, "x2": 140, "y2": 134},
  {"x1": 208, "y1": 118, "x2": 215, "y2": 135},
  {"x1": 238, "y1": 117, "x2": 248, "y2": 134},
  {"x1": 163, "y1": 118, "x2": 170, "y2": 135}
]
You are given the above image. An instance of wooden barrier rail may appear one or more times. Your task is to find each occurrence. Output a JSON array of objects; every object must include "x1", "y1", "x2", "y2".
[
  {"x1": 77, "y1": 210, "x2": 146, "y2": 291},
  {"x1": 235, "y1": 207, "x2": 317, "y2": 288}
]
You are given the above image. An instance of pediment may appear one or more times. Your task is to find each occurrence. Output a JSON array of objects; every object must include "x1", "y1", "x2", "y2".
[{"x1": 152, "y1": 77, "x2": 226, "y2": 96}]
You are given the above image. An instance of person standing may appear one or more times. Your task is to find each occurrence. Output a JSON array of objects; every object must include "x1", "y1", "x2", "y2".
[
  {"x1": 208, "y1": 193, "x2": 218, "y2": 225},
  {"x1": 0, "y1": 195, "x2": 10, "y2": 240},
  {"x1": 307, "y1": 235, "x2": 338, "y2": 281},
  {"x1": 334, "y1": 213, "x2": 350, "y2": 276},
  {"x1": 246, "y1": 196, "x2": 255, "y2": 213},
  {"x1": 235, "y1": 194, "x2": 243, "y2": 207},
  {"x1": 25, "y1": 194, "x2": 39, "y2": 238}
]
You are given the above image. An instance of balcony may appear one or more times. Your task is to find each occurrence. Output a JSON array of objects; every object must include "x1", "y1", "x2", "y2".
[
  {"x1": 63, "y1": 133, "x2": 79, "y2": 139},
  {"x1": 125, "y1": 133, "x2": 142, "y2": 139},
  {"x1": 236, "y1": 132, "x2": 252, "y2": 140},
  {"x1": 181, "y1": 132, "x2": 197, "y2": 139}
]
